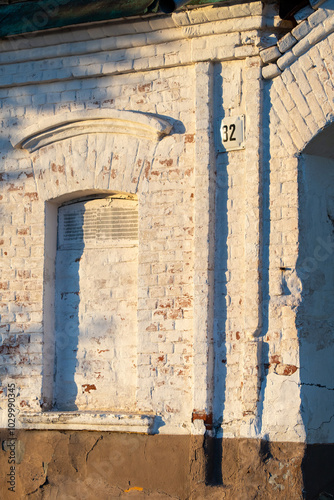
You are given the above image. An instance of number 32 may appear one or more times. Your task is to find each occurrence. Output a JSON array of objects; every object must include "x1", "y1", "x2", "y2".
[{"x1": 222, "y1": 124, "x2": 236, "y2": 142}]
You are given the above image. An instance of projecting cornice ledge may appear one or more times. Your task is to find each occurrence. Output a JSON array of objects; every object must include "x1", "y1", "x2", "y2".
[
  {"x1": 19, "y1": 410, "x2": 157, "y2": 433},
  {"x1": 11, "y1": 109, "x2": 173, "y2": 153}
]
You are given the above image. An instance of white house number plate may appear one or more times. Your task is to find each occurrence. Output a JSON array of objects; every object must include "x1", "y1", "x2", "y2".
[{"x1": 220, "y1": 115, "x2": 245, "y2": 151}]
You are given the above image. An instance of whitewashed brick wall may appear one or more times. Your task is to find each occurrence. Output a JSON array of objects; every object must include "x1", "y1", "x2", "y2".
[{"x1": 0, "y1": 0, "x2": 333, "y2": 443}]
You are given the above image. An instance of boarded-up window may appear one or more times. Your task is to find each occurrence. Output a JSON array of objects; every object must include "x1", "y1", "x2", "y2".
[{"x1": 54, "y1": 196, "x2": 138, "y2": 411}]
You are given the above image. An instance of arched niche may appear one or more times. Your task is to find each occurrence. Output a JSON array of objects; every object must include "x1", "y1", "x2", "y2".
[
  {"x1": 13, "y1": 109, "x2": 174, "y2": 434},
  {"x1": 297, "y1": 121, "x2": 334, "y2": 444},
  {"x1": 303, "y1": 120, "x2": 334, "y2": 160}
]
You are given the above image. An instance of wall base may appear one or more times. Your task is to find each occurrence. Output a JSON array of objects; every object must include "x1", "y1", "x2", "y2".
[{"x1": 0, "y1": 430, "x2": 333, "y2": 499}]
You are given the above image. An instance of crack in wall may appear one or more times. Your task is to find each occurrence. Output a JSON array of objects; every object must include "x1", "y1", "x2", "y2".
[
  {"x1": 308, "y1": 414, "x2": 334, "y2": 432},
  {"x1": 85, "y1": 435, "x2": 103, "y2": 462},
  {"x1": 300, "y1": 382, "x2": 334, "y2": 392}
]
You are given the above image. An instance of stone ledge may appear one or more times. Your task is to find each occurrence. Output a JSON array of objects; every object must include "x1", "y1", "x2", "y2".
[{"x1": 18, "y1": 410, "x2": 156, "y2": 433}]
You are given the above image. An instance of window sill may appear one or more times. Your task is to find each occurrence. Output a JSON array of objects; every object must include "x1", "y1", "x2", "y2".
[{"x1": 18, "y1": 411, "x2": 156, "y2": 434}]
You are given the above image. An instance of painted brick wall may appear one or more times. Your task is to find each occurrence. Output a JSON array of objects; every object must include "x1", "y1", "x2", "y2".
[{"x1": 0, "y1": 0, "x2": 333, "y2": 448}]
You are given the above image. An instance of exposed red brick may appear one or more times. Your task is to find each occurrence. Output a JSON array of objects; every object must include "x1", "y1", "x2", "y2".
[
  {"x1": 176, "y1": 296, "x2": 192, "y2": 308},
  {"x1": 82, "y1": 384, "x2": 96, "y2": 393},
  {"x1": 153, "y1": 311, "x2": 167, "y2": 318},
  {"x1": 192, "y1": 410, "x2": 213, "y2": 430},
  {"x1": 157, "y1": 299, "x2": 173, "y2": 309},
  {"x1": 8, "y1": 184, "x2": 23, "y2": 192},
  {"x1": 138, "y1": 83, "x2": 151, "y2": 93},
  {"x1": 274, "y1": 364, "x2": 298, "y2": 376},
  {"x1": 159, "y1": 159, "x2": 173, "y2": 167},
  {"x1": 24, "y1": 192, "x2": 39, "y2": 201},
  {"x1": 283, "y1": 365, "x2": 297, "y2": 376},
  {"x1": 168, "y1": 309, "x2": 183, "y2": 320},
  {"x1": 18, "y1": 270, "x2": 31, "y2": 279},
  {"x1": 0, "y1": 343, "x2": 19, "y2": 355},
  {"x1": 146, "y1": 323, "x2": 158, "y2": 331},
  {"x1": 270, "y1": 355, "x2": 281, "y2": 365},
  {"x1": 143, "y1": 160, "x2": 151, "y2": 179},
  {"x1": 184, "y1": 168, "x2": 193, "y2": 177},
  {"x1": 185, "y1": 134, "x2": 195, "y2": 143}
]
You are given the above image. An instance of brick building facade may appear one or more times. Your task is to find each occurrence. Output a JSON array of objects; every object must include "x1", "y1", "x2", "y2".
[{"x1": 0, "y1": 0, "x2": 333, "y2": 498}]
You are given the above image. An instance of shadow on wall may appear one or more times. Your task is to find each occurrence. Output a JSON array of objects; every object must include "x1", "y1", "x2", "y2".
[
  {"x1": 297, "y1": 124, "x2": 334, "y2": 498},
  {"x1": 207, "y1": 65, "x2": 273, "y2": 486},
  {"x1": 205, "y1": 62, "x2": 228, "y2": 486},
  {"x1": 47, "y1": 195, "x2": 139, "y2": 412},
  {"x1": 54, "y1": 202, "x2": 84, "y2": 410}
]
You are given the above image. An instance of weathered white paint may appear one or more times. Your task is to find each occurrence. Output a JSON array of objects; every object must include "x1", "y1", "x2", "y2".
[{"x1": 0, "y1": 0, "x2": 333, "y2": 443}]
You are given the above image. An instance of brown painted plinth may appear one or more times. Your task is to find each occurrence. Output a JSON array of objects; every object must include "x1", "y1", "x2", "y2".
[{"x1": 0, "y1": 430, "x2": 333, "y2": 499}]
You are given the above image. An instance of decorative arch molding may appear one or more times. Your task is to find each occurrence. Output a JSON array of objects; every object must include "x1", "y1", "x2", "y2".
[
  {"x1": 11, "y1": 109, "x2": 173, "y2": 153},
  {"x1": 261, "y1": 3, "x2": 334, "y2": 80},
  {"x1": 269, "y1": 32, "x2": 334, "y2": 158}
]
